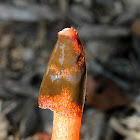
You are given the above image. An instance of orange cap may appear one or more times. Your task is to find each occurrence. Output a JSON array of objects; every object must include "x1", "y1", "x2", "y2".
[{"x1": 38, "y1": 28, "x2": 86, "y2": 117}]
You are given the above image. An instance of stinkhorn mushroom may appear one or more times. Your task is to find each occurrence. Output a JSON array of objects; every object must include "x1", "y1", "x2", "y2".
[{"x1": 38, "y1": 28, "x2": 86, "y2": 140}]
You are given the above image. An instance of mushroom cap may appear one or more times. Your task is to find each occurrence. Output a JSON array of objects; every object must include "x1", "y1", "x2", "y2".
[{"x1": 38, "y1": 28, "x2": 86, "y2": 117}]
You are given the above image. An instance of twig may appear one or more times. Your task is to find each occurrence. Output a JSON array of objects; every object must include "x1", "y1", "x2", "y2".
[{"x1": 0, "y1": 4, "x2": 59, "y2": 22}]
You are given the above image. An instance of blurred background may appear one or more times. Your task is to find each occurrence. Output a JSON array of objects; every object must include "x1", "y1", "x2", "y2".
[{"x1": 0, "y1": 0, "x2": 140, "y2": 140}]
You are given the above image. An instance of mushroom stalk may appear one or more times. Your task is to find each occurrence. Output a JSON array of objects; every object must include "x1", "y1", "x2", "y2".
[{"x1": 52, "y1": 112, "x2": 81, "y2": 140}]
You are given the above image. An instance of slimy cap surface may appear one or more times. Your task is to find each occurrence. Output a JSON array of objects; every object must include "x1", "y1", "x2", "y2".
[{"x1": 38, "y1": 28, "x2": 86, "y2": 117}]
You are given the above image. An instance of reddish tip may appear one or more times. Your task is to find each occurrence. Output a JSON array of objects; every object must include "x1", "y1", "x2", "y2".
[{"x1": 58, "y1": 28, "x2": 77, "y2": 39}]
